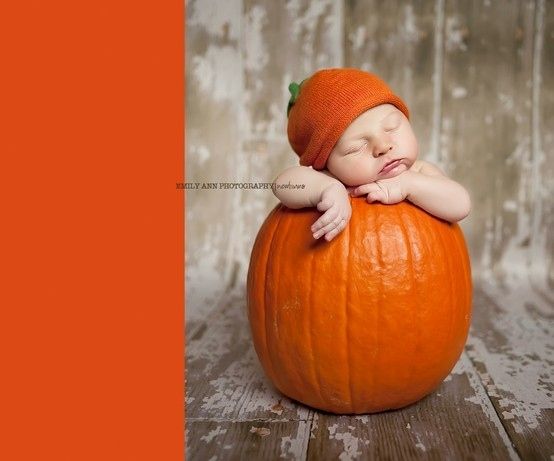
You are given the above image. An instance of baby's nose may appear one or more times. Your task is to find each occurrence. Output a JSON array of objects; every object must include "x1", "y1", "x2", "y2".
[{"x1": 373, "y1": 144, "x2": 393, "y2": 157}]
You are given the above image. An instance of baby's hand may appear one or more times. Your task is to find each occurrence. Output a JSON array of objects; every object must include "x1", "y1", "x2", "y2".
[
  {"x1": 349, "y1": 171, "x2": 413, "y2": 204},
  {"x1": 311, "y1": 183, "x2": 351, "y2": 241}
]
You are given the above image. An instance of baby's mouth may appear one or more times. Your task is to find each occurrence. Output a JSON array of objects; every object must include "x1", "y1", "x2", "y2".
[{"x1": 380, "y1": 159, "x2": 402, "y2": 173}]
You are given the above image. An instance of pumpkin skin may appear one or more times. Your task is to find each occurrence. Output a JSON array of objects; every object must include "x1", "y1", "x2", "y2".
[{"x1": 246, "y1": 198, "x2": 472, "y2": 414}]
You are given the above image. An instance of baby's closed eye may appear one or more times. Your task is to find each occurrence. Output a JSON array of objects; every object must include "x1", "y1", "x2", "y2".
[{"x1": 345, "y1": 141, "x2": 367, "y2": 154}]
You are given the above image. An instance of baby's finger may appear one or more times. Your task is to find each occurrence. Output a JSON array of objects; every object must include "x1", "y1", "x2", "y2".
[
  {"x1": 313, "y1": 217, "x2": 340, "y2": 238},
  {"x1": 366, "y1": 191, "x2": 384, "y2": 203},
  {"x1": 314, "y1": 216, "x2": 346, "y2": 239},
  {"x1": 352, "y1": 184, "x2": 378, "y2": 196},
  {"x1": 324, "y1": 218, "x2": 348, "y2": 241},
  {"x1": 311, "y1": 208, "x2": 339, "y2": 233}
]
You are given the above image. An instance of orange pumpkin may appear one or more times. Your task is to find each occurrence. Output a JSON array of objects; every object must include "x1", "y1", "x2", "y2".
[{"x1": 246, "y1": 198, "x2": 472, "y2": 414}]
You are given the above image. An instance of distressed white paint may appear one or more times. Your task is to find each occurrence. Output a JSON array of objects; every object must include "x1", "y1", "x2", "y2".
[
  {"x1": 414, "y1": 433, "x2": 427, "y2": 452},
  {"x1": 529, "y1": 0, "x2": 548, "y2": 290},
  {"x1": 189, "y1": 144, "x2": 211, "y2": 166},
  {"x1": 286, "y1": 0, "x2": 337, "y2": 71},
  {"x1": 200, "y1": 425, "x2": 228, "y2": 443},
  {"x1": 187, "y1": 286, "x2": 312, "y2": 420},
  {"x1": 285, "y1": 0, "x2": 328, "y2": 42},
  {"x1": 186, "y1": 0, "x2": 243, "y2": 330},
  {"x1": 279, "y1": 421, "x2": 312, "y2": 459},
  {"x1": 192, "y1": 45, "x2": 242, "y2": 102},
  {"x1": 498, "y1": 92, "x2": 515, "y2": 111},
  {"x1": 233, "y1": 0, "x2": 344, "y2": 290},
  {"x1": 188, "y1": 0, "x2": 240, "y2": 40},
  {"x1": 321, "y1": 3, "x2": 344, "y2": 68},
  {"x1": 327, "y1": 423, "x2": 363, "y2": 461},
  {"x1": 469, "y1": 280, "x2": 554, "y2": 434},
  {"x1": 451, "y1": 86, "x2": 468, "y2": 98},
  {"x1": 244, "y1": 5, "x2": 268, "y2": 72},
  {"x1": 400, "y1": 4, "x2": 420, "y2": 43},
  {"x1": 456, "y1": 353, "x2": 520, "y2": 461},
  {"x1": 429, "y1": 0, "x2": 444, "y2": 166},
  {"x1": 185, "y1": 226, "x2": 228, "y2": 326},
  {"x1": 349, "y1": 26, "x2": 367, "y2": 52},
  {"x1": 503, "y1": 200, "x2": 518, "y2": 212},
  {"x1": 445, "y1": 15, "x2": 468, "y2": 52}
]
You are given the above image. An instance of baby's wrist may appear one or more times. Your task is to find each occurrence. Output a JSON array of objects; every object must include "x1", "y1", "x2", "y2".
[
  {"x1": 402, "y1": 170, "x2": 419, "y2": 198},
  {"x1": 321, "y1": 180, "x2": 345, "y2": 196},
  {"x1": 311, "y1": 180, "x2": 343, "y2": 206}
]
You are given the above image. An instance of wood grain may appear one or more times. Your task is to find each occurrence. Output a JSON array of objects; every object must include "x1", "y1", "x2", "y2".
[
  {"x1": 345, "y1": 0, "x2": 438, "y2": 164},
  {"x1": 186, "y1": 288, "x2": 312, "y2": 422},
  {"x1": 466, "y1": 281, "x2": 554, "y2": 460},
  {"x1": 234, "y1": 0, "x2": 344, "y2": 286},
  {"x1": 185, "y1": 0, "x2": 244, "y2": 327},
  {"x1": 186, "y1": 420, "x2": 313, "y2": 460},
  {"x1": 441, "y1": 0, "x2": 536, "y2": 283},
  {"x1": 531, "y1": 0, "x2": 554, "y2": 293}
]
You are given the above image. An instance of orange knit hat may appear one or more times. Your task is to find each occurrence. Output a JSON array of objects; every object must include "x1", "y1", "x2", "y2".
[{"x1": 287, "y1": 68, "x2": 410, "y2": 170}]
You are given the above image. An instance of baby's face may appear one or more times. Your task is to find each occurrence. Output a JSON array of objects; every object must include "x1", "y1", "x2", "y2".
[{"x1": 326, "y1": 104, "x2": 418, "y2": 186}]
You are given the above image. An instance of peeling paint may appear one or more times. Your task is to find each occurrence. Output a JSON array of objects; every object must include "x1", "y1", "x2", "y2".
[
  {"x1": 400, "y1": 4, "x2": 421, "y2": 43},
  {"x1": 445, "y1": 16, "x2": 469, "y2": 52},
  {"x1": 414, "y1": 436, "x2": 426, "y2": 452},
  {"x1": 468, "y1": 280, "x2": 554, "y2": 435},
  {"x1": 451, "y1": 86, "x2": 468, "y2": 98},
  {"x1": 250, "y1": 426, "x2": 271, "y2": 437},
  {"x1": 244, "y1": 5, "x2": 268, "y2": 72},
  {"x1": 192, "y1": 45, "x2": 242, "y2": 102},
  {"x1": 460, "y1": 354, "x2": 519, "y2": 460},
  {"x1": 189, "y1": 144, "x2": 211, "y2": 166},
  {"x1": 185, "y1": 237, "x2": 227, "y2": 326},
  {"x1": 349, "y1": 26, "x2": 367, "y2": 52},
  {"x1": 327, "y1": 423, "x2": 362, "y2": 461},
  {"x1": 279, "y1": 421, "x2": 311, "y2": 459},
  {"x1": 200, "y1": 425, "x2": 227, "y2": 443},
  {"x1": 188, "y1": 0, "x2": 240, "y2": 40},
  {"x1": 187, "y1": 288, "x2": 312, "y2": 421}
]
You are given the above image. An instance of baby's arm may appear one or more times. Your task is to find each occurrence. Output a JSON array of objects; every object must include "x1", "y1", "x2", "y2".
[
  {"x1": 272, "y1": 166, "x2": 351, "y2": 241},
  {"x1": 349, "y1": 160, "x2": 470, "y2": 223},
  {"x1": 405, "y1": 161, "x2": 471, "y2": 222},
  {"x1": 272, "y1": 166, "x2": 340, "y2": 208}
]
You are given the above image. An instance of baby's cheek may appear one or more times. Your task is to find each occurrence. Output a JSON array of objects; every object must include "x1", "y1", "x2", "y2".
[{"x1": 400, "y1": 128, "x2": 419, "y2": 158}]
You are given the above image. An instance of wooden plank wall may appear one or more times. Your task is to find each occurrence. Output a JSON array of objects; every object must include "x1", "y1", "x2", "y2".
[{"x1": 185, "y1": 0, "x2": 553, "y2": 328}]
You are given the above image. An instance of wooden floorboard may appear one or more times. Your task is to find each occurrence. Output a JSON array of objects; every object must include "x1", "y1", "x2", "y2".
[
  {"x1": 306, "y1": 353, "x2": 517, "y2": 460},
  {"x1": 186, "y1": 420, "x2": 313, "y2": 460},
  {"x1": 465, "y1": 279, "x2": 554, "y2": 460},
  {"x1": 186, "y1": 287, "x2": 312, "y2": 422},
  {"x1": 185, "y1": 279, "x2": 553, "y2": 460}
]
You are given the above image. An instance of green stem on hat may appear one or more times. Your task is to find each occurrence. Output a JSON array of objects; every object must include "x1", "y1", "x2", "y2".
[{"x1": 286, "y1": 78, "x2": 307, "y2": 117}]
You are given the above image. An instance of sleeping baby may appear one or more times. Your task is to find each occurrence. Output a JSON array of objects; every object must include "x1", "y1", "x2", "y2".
[{"x1": 272, "y1": 68, "x2": 471, "y2": 242}]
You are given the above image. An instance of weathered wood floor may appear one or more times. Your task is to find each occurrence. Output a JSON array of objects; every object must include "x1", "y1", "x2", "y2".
[{"x1": 185, "y1": 277, "x2": 554, "y2": 460}]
